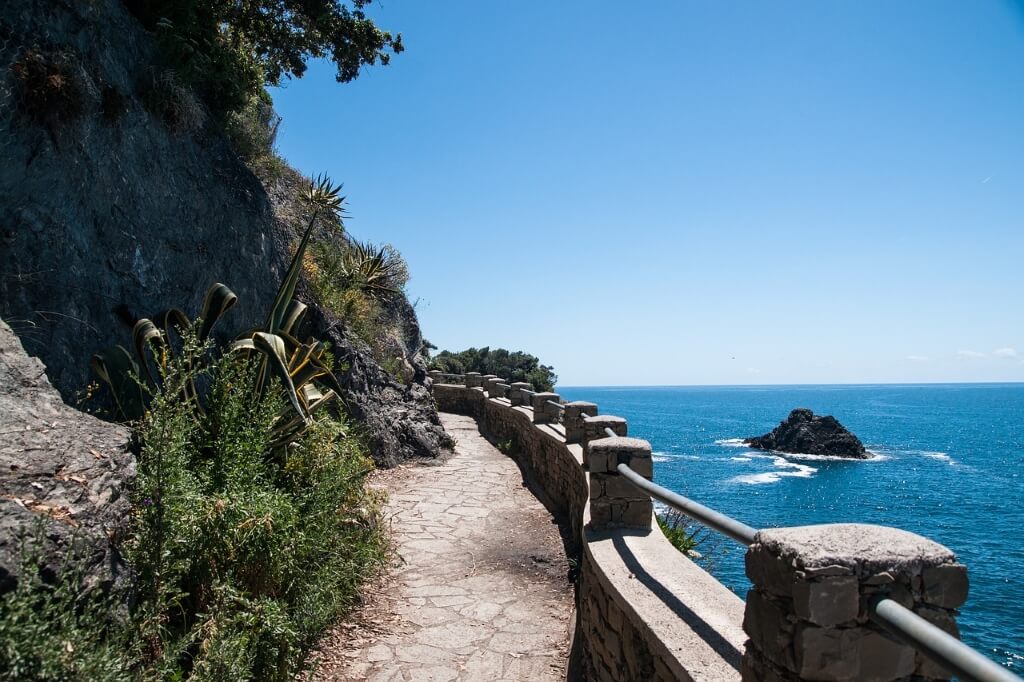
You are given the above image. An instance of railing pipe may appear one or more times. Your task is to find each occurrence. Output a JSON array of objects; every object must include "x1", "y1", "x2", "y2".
[
  {"x1": 546, "y1": 400, "x2": 564, "y2": 410},
  {"x1": 868, "y1": 596, "x2": 1022, "y2": 682},
  {"x1": 615, "y1": 463, "x2": 757, "y2": 545}
]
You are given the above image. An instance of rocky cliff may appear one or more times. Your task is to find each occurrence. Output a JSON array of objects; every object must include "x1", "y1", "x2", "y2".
[
  {"x1": 0, "y1": 319, "x2": 134, "y2": 594},
  {"x1": 0, "y1": 0, "x2": 445, "y2": 467}
]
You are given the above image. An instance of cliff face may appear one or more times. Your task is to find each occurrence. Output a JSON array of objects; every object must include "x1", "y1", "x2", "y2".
[
  {"x1": 0, "y1": 0, "x2": 445, "y2": 466},
  {"x1": 0, "y1": 319, "x2": 134, "y2": 594}
]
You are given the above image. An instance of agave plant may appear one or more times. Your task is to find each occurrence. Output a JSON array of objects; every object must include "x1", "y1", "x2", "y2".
[
  {"x1": 92, "y1": 174, "x2": 348, "y2": 448},
  {"x1": 340, "y1": 240, "x2": 409, "y2": 296}
]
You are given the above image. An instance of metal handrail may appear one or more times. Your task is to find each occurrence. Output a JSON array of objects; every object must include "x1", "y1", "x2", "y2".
[
  {"x1": 611, "y1": 456, "x2": 1019, "y2": 681},
  {"x1": 496, "y1": 382, "x2": 511, "y2": 389},
  {"x1": 614, "y1": 462, "x2": 1019, "y2": 680},
  {"x1": 434, "y1": 379, "x2": 1020, "y2": 680},
  {"x1": 615, "y1": 463, "x2": 757, "y2": 545},
  {"x1": 869, "y1": 596, "x2": 1022, "y2": 682},
  {"x1": 435, "y1": 380, "x2": 1020, "y2": 681}
]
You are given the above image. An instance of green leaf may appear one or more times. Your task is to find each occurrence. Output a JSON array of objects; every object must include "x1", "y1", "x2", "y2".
[
  {"x1": 252, "y1": 332, "x2": 309, "y2": 423},
  {"x1": 281, "y1": 300, "x2": 307, "y2": 336},
  {"x1": 90, "y1": 346, "x2": 146, "y2": 421},
  {"x1": 198, "y1": 283, "x2": 238, "y2": 341},
  {"x1": 266, "y1": 216, "x2": 314, "y2": 334},
  {"x1": 131, "y1": 319, "x2": 165, "y2": 387}
]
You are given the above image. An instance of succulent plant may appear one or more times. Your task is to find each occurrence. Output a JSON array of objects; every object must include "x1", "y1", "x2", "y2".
[{"x1": 92, "y1": 175, "x2": 348, "y2": 448}]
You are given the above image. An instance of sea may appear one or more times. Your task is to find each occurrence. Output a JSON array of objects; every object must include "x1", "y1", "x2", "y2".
[{"x1": 557, "y1": 383, "x2": 1023, "y2": 672}]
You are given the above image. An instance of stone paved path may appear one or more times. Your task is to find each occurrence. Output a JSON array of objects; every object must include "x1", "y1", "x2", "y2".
[{"x1": 312, "y1": 412, "x2": 574, "y2": 681}]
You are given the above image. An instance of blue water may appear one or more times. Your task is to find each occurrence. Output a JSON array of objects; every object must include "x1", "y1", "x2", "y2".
[{"x1": 558, "y1": 383, "x2": 1024, "y2": 671}]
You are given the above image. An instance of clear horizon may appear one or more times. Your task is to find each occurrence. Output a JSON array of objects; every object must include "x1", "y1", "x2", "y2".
[
  {"x1": 556, "y1": 380, "x2": 1024, "y2": 388},
  {"x1": 272, "y1": 1, "x2": 1024, "y2": 386}
]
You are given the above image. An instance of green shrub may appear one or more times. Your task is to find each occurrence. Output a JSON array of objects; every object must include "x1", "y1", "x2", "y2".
[
  {"x1": 36, "y1": 174, "x2": 388, "y2": 680},
  {"x1": 128, "y1": 0, "x2": 403, "y2": 116},
  {"x1": 128, "y1": 347, "x2": 385, "y2": 680},
  {"x1": 0, "y1": 532, "x2": 132, "y2": 681},
  {"x1": 430, "y1": 347, "x2": 558, "y2": 391},
  {"x1": 306, "y1": 237, "x2": 411, "y2": 368},
  {"x1": 224, "y1": 91, "x2": 286, "y2": 179},
  {"x1": 140, "y1": 68, "x2": 206, "y2": 133},
  {"x1": 656, "y1": 510, "x2": 705, "y2": 556},
  {"x1": 11, "y1": 48, "x2": 87, "y2": 130}
]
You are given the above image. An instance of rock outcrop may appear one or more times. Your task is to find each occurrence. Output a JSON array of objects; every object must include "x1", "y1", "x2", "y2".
[
  {"x1": 0, "y1": 0, "x2": 447, "y2": 467},
  {"x1": 0, "y1": 319, "x2": 135, "y2": 593},
  {"x1": 745, "y1": 408, "x2": 868, "y2": 459},
  {"x1": 304, "y1": 302, "x2": 448, "y2": 468}
]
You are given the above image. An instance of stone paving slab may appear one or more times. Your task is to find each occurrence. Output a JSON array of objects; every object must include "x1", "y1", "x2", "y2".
[{"x1": 312, "y1": 413, "x2": 573, "y2": 681}]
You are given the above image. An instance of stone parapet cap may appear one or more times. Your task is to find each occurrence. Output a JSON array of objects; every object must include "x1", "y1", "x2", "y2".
[
  {"x1": 584, "y1": 414, "x2": 627, "y2": 425},
  {"x1": 754, "y1": 524, "x2": 957, "y2": 576},
  {"x1": 589, "y1": 436, "x2": 651, "y2": 453}
]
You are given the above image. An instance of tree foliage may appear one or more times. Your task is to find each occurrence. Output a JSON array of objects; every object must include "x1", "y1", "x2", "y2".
[
  {"x1": 127, "y1": 0, "x2": 404, "y2": 114},
  {"x1": 430, "y1": 347, "x2": 557, "y2": 392}
]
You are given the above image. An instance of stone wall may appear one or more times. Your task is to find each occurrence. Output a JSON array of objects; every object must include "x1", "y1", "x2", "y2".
[
  {"x1": 433, "y1": 384, "x2": 746, "y2": 681},
  {"x1": 432, "y1": 379, "x2": 975, "y2": 682}
]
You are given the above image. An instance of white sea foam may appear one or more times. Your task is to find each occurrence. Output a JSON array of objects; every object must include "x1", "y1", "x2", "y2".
[
  {"x1": 730, "y1": 456, "x2": 753, "y2": 462},
  {"x1": 906, "y1": 450, "x2": 954, "y2": 464},
  {"x1": 716, "y1": 437, "x2": 887, "y2": 462},
  {"x1": 729, "y1": 454, "x2": 817, "y2": 485},
  {"x1": 652, "y1": 456, "x2": 671, "y2": 463},
  {"x1": 780, "y1": 450, "x2": 888, "y2": 463}
]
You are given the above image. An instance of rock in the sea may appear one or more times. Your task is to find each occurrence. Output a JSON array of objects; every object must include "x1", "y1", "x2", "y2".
[
  {"x1": 0, "y1": 318, "x2": 135, "y2": 594},
  {"x1": 745, "y1": 408, "x2": 868, "y2": 459}
]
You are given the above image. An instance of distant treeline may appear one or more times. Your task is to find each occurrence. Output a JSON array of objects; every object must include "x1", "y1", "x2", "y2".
[{"x1": 430, "y1": 347, "x2": 557, "y2": 392}]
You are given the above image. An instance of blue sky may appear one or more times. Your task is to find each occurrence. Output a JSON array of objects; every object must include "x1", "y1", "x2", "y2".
[{"x1": 271, "y1": 1, "x2": 1023, "y2": 386}]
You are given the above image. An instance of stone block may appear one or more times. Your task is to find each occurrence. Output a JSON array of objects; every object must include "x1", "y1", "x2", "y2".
[
  {"x1": 744, "y1": 589, "x2": 795, "y2": 670},
  {"x1": 617, "y1": 500, "x2": 653, "y2": 527},
  {"x1": 464, "y1": 372, "x2": 482, "y2": 388},
  {"x1": 508, "y1": 382, "x2": 532, "y2": 406},
  {"x1": 606, "y1": 601, "x2": 623, "y2": 633},
  {"x1": 753, "y1": 524, "x2": 956, "y2": 577},
  {"x1": 590, "y1": 500, "x2": 612, "y2": 527},
  {"x1": 531, "y1": 392, "x2": 561, "y2": 423},
  {"x1": 922, "y1": 563, "x2": 968, "y2": 609},
  {"x1": 587, "y1": 436, "x2": 651, "y2": 474},
  {"x1": 744, "y1": 524, "x2": 963, "y2": 682},
  {"x1": 793, "y1": 625, "x2": 860, "y2": 681},
  {"x1": 792, "y1": 576, "x2": 859, "y2": 626},
  {"x1": 485, "y1": 378, "x2": 508, "y2": 399},
  {"x1": 745, "y1": 545, "x2": 799, "y2": 598},
  {"x1": 602, "y1": 473, "x2": 643, "y2": 499},
  {"x1": 563, "y1": 401, "x2": 598, "y2": 443},
  {"x1": 796, "y1": 626, "x2": 915, "y2": 681},
  {"x1": 855, "y1": 630, "x2": 916, "y2": 681}
]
